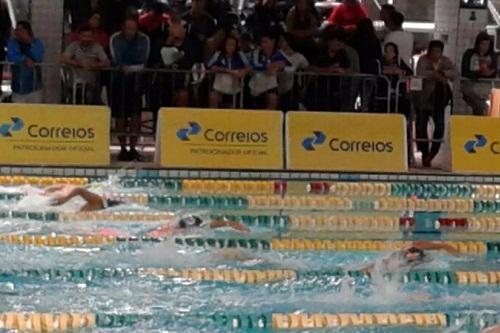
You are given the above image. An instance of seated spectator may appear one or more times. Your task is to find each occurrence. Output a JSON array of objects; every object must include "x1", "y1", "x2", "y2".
[
  {"x1": 160, "y1": 22, "x2": 203, "y2": 107},
  {"x1": 351, "y1": 18, "x2": 381, "y2": 75},
  {"x1": 109, "y1": 18, "x2": 150, "y2": 161},
  {"x1": 207, "y1": 34, "x2": 250, "y2": 108},
  {"x1": 182, "y1": 0, "x2": 217, "y2": 44},
  {"x1": 7, "y1": 21, "x2": 45, "y2": 103},
  {"x1": 239, "y1": 32, "x2": 254, "y2": 58},
  {"x1": 306, "y1": 36, "x2": 352, "y2": 111},
  {"x1": 245, "y1": 0, "x2": 284, "y2": 40},
  {"x1": 384, "y1": 11, "x2": 414, "y2": 67},
  {"x1": 327, "y1": 0, "x2": 367, "y2": 31},
  {"x1": 70, "y1": 12, "x2": 110, "y2": 52},
  {"x1": 248, "y1": 31, "x2": 291, "y2": 110},
  {"x1": 285, "y1": 0, "x2": 318, "y2": 61},
  {"x1": 461, "y1": 31, "x2": 497, "y2": 116},
  {"x1": 278, "y1": 33, "x2": 309, "y2": 111},
  {"x1": 378, "y1": 42, "x2": 413, "y2": 115},
  {"x1": 416, "y1": 40, "x2": 456, "y2": 168},
  {"x1": 61, "y1": 24, "x2": 110, "y2": 104}
]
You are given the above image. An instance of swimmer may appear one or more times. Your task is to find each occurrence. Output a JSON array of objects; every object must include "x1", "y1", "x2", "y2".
[
  {"x1": 483, "y1": 325, "x2": 500, "y2": 333},
  {"x1": 361, "y1": 241, "x2": 461, "y2": 273},
  {"x1": 44, "y1": 185, "x2": 122, "y2": 211}
]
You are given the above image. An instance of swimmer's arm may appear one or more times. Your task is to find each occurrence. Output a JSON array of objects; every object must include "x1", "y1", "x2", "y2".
[
  {"x1": 209, "y1": 220, "x2": 251, "y2": 233},
  {"x1": 44, "y1": 184, "x2": 70, "y2": 194},
  {"x1": 51, "y1": 187, "x2": 103, "y2": 209},
  {"x1": 412, "y1": 241, "x2": 461, "y2": 256}
]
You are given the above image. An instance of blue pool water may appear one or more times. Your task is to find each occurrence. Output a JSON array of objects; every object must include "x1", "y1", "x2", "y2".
[{"x1": 0, "y1": 180, "x2": 498, "y2": 333}]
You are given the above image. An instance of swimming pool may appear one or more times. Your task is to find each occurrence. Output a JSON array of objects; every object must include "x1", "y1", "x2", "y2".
[{"x1": 0, "y1": 175, "x2": 498, "y2": 332}]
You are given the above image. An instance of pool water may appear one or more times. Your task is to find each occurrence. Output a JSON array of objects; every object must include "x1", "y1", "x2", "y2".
[{"x1": 0, "y1": 177, "x2": 498, "y2": 333}]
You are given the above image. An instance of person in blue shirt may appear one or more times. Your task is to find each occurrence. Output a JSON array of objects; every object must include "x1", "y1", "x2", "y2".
[
  {"x1": 6, "y1": 21, "x2": 45, "y2": 103},
  {"x1": 248, "y1": 31, "x2": 292, "y2": 110},
  {"x1": 109, "y1": 18, "x2": 150, "y2": 161},
  {"x1": 207, "y1": 34, "x2": 250, "y2": 108}
]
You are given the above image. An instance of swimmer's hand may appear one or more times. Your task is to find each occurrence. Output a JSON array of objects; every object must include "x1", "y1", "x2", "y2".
[{"x1": 210, "y1": 220, "x2": 251, "y2": 234}]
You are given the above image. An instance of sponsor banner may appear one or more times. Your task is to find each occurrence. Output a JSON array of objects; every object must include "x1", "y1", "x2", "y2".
[
  {"x1": 156, "y1": 108, "x2": 283, "y2": 169},
  {"x1": 286, "y1": 112, "x2": 407, "y2": 172},
  {"x1": 0, "y1": 104, "x2": 110, "y2": 166},
  {"x1": 451, "y1": 116, "x2": 500, "y2": 173}
]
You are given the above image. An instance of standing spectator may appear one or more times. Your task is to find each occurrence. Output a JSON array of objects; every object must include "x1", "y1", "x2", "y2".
[
  {"x1": 245, "y1": 0, "x2": 284, "y2": 40},
  {"x1": 285, "y1": 0, "x2": 318, "y2": 61},
  {"x1": 160, "y1": 22, "x2": 203, "y2": 107},
  {"x1": 416, "y1": 40, "x2": 456, "y2": 168},
  {"x1": 351, "y1": 18, "x2": 381, "y2": 75},
  {"x1": 182, "y1": 0, "x2": 217, "y2": 44},
  {"x1": 379, "y1": 3, "x2": 395, "y2": 26},
  {"x1": 109, "y1": 18, "x2": 150, "y2": 161},
  {"x1": 278, "y1": 33, "x2": 309, "y2": 111},
  {"x1": 61, "y1": 24, "x2": 110, "y2": 104},
  {"x1": 0, "y1": 0, "x2": 11, "y2": 98},
  {"x1": 7, "y1": 21, "x2": 45, "y2": 103},
  {"x1": 461, "y1": 31, "x2": 497, "y2": 116},
  {"x1": 384, "y1": 11, "x2": 414, "y2": 67},
  {"x1": 70, "y1": 12, "x2": 110, "y2": 52},
  {"x1": 248, "y1": 31, "x2": 291, "y2": 110},
  {"x1": 327, "y1": 0, "x2": 367, "y2": 31},
  {"x1": 207, "y1": 35, "x2": 250, "y2": 108}
]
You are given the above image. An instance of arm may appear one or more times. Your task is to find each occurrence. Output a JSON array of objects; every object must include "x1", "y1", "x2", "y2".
[
  {"x1": 95, "y1": 45, "x2": 111, "y2": 68},
  {"x1": 412, "y1": 241, "x2": 461, "y2": 256},
  {"x1": 27, "y1": 39, "x2": 44, "y2": 62},
  {"x1": 441, "y1": 57, "x2": 457, "y2": 80},
  {"x1": 209, "y1": 220, "x2": 251, "y2": 233},
  {"x1": 461, "y1": 50, "x2": 477, "y2": 79},
  {"x1": 416, "y1": 56, "x2": 434, "y2": 78},
  {"x1": 51, "y1": 187, "x2": 102, "y2": 207},
  {"x1": 327, "y1": 6, "x2": 342, "y2": 25},
  {"x1": 60, "y1": 43, "x2": 79, "y2": 67},
  {"x1": 6, "y1": 39, "x2": 25, "y2": 64}
]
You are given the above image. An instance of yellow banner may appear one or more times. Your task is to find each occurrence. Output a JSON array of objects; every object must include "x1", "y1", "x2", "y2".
[
  {"x1": 156, "y1": 108, "x2": 283, "y2": 169},
  {"x1": 286, "y1": 112, "x2": 407, "y2": 172},
  {"x1": 0, "y1": 104, "x2": 110, "y2": 166},
  {"x1": 451, "y1": 116, "x2": 500, "y2": 173}
]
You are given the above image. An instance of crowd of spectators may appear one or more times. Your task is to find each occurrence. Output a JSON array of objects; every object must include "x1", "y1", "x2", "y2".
[{"x1": 0, "y1": 0, "x2": 498, "y2": 165}]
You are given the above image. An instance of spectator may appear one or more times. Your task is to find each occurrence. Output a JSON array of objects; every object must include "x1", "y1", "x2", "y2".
[
  {"x1": 0, "y1": 0, "x2": 11, "y2": 98},
  {"x1": 378, "y1": 42, "x2": 413, "y2": 115},
  {"x1": 461, "y1": 31, "x2": 497, "y2": 116},
  {"x1": 351, "y1": 18, "x2": 381, "y2": 75},
  {"x1": 70, "y1": 12, "x2": 110, "y2": 52},
  {"x1": 239, "y1": 32, "x2": 254, "y2": 58},
  {"x1": 307, "y1": 36, "x2": 352, "y2": 111},
  {"x1": 327, "y1": 0, "x2": 367, "y2": 31},
  {"x1": 416, "y1": 40, "x2": 456, "y2": 168},
  {"x1": 248, "y1": 31, "x2": 291, "y2": 110},
  {"x1": 278, "y1": 33, "x2": 309, "y2": 111},
  {"x1": 384, "y1": 11, "x2": 414, "y2": 67},
  {"x1": 285, "y1": 0, "x2": 318, "y2": 61},
  {"x1": 109, "y1": 18, "x2": 150, "y2": 161},
  {"x1": 160, "y1": 22, "x2": 203, "y2": 107},
  {"x1": 379, "y1": 3, "x2": 395, "y2": 26},
  {"x1": 7, "y1": 21, "x2": 45, "y2": 103},
  {"x1": 61, "y1": 24, "x2": 110, "y2": 104},
  {"x1": 245, "y1": 0, "x2": 284, "y2": 40},
  {"x1": 182, "y1": 0, "x2": 217, "y2": 44},
  {"x1": 207, "y1": 34, "x2": 250, "y2": 107},
  {"x1": 99, "y1": 0, "x2": 142, "y2": 34}
]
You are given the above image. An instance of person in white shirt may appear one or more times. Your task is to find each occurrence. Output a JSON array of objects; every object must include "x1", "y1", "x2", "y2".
[{"x1": 384, "y1": 11, "x2": 414, "y2": 67}]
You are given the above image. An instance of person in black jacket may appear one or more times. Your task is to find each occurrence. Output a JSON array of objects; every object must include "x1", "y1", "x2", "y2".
[{"x1": 461, "y1": 31, "x2": 497, "y2": 116}]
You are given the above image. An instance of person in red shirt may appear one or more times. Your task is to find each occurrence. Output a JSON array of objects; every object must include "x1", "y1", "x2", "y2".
[
  {"x1": 327, "y1": 0, "x2": 367, "y2": 30},
  {"x1": 70, "y1": 12, "x2": 110, "y2": 52}
]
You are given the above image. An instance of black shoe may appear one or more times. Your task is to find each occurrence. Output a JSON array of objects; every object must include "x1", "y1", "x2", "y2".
[
  {"x1": 118, "y1": 149, "x2": 130, "y2": 161},
  {"x1": 128, "y1": 148, "x2": 142, "y2": 161}
]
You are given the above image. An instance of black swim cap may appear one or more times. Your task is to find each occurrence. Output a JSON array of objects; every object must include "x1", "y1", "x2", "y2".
[{"x1": 178, "y1": 215, "x2": 203, "y2": 229}]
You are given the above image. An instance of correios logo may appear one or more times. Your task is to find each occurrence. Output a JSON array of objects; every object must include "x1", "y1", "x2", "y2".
[
  {"x1": 0, "y1": 116, "x2": 95, "y2": 140},
  {"x1": 176, "y1": 121, "x2": 269, "y2": 144},
  {"x1": 301, "y1": 131, "x2": 394, "y2": 153},
  {"x1": 0, "y1": 117, "x2": 24, "y2": 137},
  {"x1": 464, "y1": 134, "x2": 499, "y2": 154}
]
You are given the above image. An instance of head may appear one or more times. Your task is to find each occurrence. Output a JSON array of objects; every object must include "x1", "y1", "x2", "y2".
[
  {"x1": 78, "y1": 24, "x2": 94, "y2": 46},
  {"x1": 223, "y1": 35, "x2": 238, "y2": 56},
  {"x1": 355, "y1": 18, "x2": 376, "y2": 37},
  {"x1": 88, "y1": 12, "x2": 101, "y2": 29},
  {"x1": 279, "y1": 32, "x2": 294, "y2": 52},
  {"x1": 403, "y1": 247, "x2": 426, "y2": 264},
  {"x1": 239, "y1": 31, "x2": 253, "y2": 51},
  {"x1": 122, "y1": 18, "x2": 139, "y2": 40},
  {"x1": 327, "y1": 38, "x2": 344, "y2": 57},
  {"x1": 15, "y1": 21, "x2": 33, "y2": 42},
  {"x1": 380, "y1": 4, "x2": 395, "y2": 23},
  {"x1": 295, "y1": 0, "x2": 311, "y2": 13},
  {"x1": 191, "y1": 0, "x2": 206, "y2": 14},
  {"x1": 474, "y1": 31, "x2": 493, "y2": 56},
  {"x1": 168, "y1": 22, "x2": 186, "y2": 46},
  {"x1": 260, "y1": 32, "x2": 278, "y2": 55},
  {"x1": 387, "y1": 11, "x2": 404, "y2": 31},
  {"x1": 384, "y1": 42, "x2": 399, "y2": 61},
  {"x1": 427, "y1": 40, "x2": 445, "y2": 62},
  {"x1": 178, "y1": 215, "x2": 203, "y2": 229}
]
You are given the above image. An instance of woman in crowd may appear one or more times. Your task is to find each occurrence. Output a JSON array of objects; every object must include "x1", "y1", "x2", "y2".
[
  {"x1": 207, "y1": 34, "x2": 250, "y2": 108},
  {"x1": 285, "y1": 0, "x2": 318, "y2": 62},
  {"x1": 328, "y1": 0, "x2": 367, "y2": 31}
]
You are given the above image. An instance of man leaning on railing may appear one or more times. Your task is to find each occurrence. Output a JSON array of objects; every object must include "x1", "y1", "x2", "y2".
[{"x1": 6, "y1": 21, "x2": 44, "y2": 103}]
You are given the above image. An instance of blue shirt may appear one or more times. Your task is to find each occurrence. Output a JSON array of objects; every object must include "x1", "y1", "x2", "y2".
[
  {"x1": 109, "y1": 32, "x2": 150, "y2": 67},
  {"x1": 6, "y1": 37, "x2": 45, "y2": 94},
  {"x1": 248, "y1": 49, "x2": 292, "y2": 72},
  {"x1": 207, "y1": 51, "x2": 248, "y2": 70}
]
